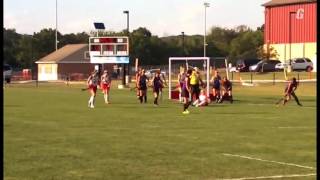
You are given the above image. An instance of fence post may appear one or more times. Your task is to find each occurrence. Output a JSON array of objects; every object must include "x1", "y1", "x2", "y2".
[
  {"x1": 309, "y1": 71, "x2": 311, "y2": 79},
  {"x1": 67, "y1": 74, "x2": 70, "y2": 86},
  {"x1": 231, "y1": 72, "x2": 233, "y2": 81},
  {"x1": 250, "y1": 72, "x2": 253, "y2": 84},
  {"x1": 273, "y1": 72, "x2": 275, "y2": 85}
]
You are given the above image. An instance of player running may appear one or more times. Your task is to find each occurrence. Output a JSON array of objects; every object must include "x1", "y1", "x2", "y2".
[
  {"x1": 87, "y1": 70, "x2": 99, "y2": 108},
  {"x1": 151, "y1": 71, "x2": 164, "y2": 106},
  {"x1": 137, "y1": 69, "x2": 149, "y2": 103},
  {"x1": 276, "y1": 77, "x2": 302, "y2": 106},
  {"x1": 100, "y1": 70, "x2": 111, "y2": 104},
  {"x1": 182, "y1": 69, "x2": 193, "y2": 114}
]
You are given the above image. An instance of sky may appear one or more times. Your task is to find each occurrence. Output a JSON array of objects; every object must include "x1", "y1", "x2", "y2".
[{"x1": 4, "y1": 0, "x2": 269, "y2": 37}]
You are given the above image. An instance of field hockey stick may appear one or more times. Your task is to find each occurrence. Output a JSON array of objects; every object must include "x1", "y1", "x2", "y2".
[
  {"x1": 275, "y1": 94, "x2": 288, "y2": 105},
  {"x1": 81, "y1": 87, "x2": 89, "y2": 91},
  {"x1": 130, "y1": 86, "x2": 137, "y2": 91},
  {"x1": 275, "y1": 98, "x2": 284, "y2": 105}
]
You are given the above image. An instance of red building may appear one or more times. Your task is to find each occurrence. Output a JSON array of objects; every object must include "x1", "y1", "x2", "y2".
[{"x1": 263, "y1": 0, "x2": 317, "y2": 64}]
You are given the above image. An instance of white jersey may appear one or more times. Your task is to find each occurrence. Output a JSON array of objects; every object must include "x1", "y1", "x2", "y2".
[
  {"x1": 101, "y1": 74, "x2": 111, "y2": 84},
  {"x1": 199, "y1": 94, "x2": 207, "y2": 102}
]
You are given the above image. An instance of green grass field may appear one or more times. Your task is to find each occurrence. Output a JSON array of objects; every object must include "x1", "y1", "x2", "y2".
[{"x1": 4, "y1": 81, "x2": 316, "y2": 180}]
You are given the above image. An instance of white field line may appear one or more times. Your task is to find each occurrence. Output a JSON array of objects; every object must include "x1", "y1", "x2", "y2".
[
  {"x1": 277, "y1": 126, "x2": 315, "y2": 129},
  {"x1": 231, "y1": 79, "x2": 317, "y2": 83},
  {"x1": 217, "y1": 173, "x2": 316, "y2": 180},
  {"x1": 222, "y1": 153, "x2": 315, "y2": 170}
]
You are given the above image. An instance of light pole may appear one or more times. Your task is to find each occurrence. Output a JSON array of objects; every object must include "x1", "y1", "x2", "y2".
[
  {"x1": 55, "y1": 0, "x2": 58, "y2": 51},
  {"x1": 123, "y1": 10, "x2": 129, "y2": 86},
  {"x1": 181, "y1": 31, "x2": 185, "y2": 56},
  {"x1": 204, "y1": 2, "x2": 210, "y2": 57}
]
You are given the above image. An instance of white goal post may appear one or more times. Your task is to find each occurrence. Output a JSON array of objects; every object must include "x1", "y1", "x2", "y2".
[{"x1": 168, "y1": 57, "x2": 210, "y2": 99}]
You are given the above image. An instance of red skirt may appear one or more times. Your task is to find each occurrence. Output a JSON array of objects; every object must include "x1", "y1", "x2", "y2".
[
  {"x1": 88, "y1": 84, "x2": 97, "y2": 93},
  {"x1": 101, "y1": 83, "x2": 110, "y2": 91}
]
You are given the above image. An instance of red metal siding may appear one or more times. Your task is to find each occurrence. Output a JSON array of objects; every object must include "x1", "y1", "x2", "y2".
[{"x1": 264, "y1": 2, "x2": 317, "y2": 44}]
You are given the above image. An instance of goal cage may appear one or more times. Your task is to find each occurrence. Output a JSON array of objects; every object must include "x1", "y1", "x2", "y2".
[{"x1": 168, "y1": 57, "x2": 229, "y2": 100}]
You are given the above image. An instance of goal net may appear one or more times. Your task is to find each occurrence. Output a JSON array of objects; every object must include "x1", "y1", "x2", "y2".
[{"x1": 168, "y1": 57, "x2": 229, "y2": 100}]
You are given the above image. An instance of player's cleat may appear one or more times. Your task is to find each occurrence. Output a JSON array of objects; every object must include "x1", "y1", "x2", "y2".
[
  {"x1": 182, "y1": 110, "x2": 190, "y2": 114},
  {"x1": 90, "y1": 105, "x2": 94, "y2": 108},
  {"x1": 298, "y1": 103, "x2": 303, "y2": 106}
]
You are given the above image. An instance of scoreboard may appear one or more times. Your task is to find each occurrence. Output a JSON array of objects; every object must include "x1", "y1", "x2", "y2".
[{"x1": 89, "y1": 36, "x2": 129, "y2": 64}]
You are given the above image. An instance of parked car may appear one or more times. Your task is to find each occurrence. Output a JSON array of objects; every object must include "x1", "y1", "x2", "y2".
[
  {"x1": 3, "y1": 64, "x2": 12, "y2": 83},
  {"x1": 275, "y1": 58, "x2": 313, "y2": 72},
  {"x1": 249, "y1": 60, "x2": 281, "y2": 72},
  {"x1": 145, "y1": 69, "x2": 166, "y2": 79},
  {"x1": 229, "y1": 66, "x2": 238, "y2": 72},
  {"x1": 236, "y1": 59, "x2": 261, "y2": 72}
]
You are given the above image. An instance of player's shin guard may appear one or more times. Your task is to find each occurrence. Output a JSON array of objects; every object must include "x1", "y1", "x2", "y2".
[
  {"x1": 154, "y1": 97, "x2": 158, "y2": 105},
  {"x1": 104, "y1": 94, "x2": 109, "y2": 103},
  {"x1": 92, "y1": 96, "x2": 95, "y2": 106},
  {"x1": 283, "y1": 99, "x2": 288, "y2": 105},
  {"x1": 139, "y1": 96, "x2": 143, "y2": 103},
  {"x1": 144, "y1": 95, "x2": 147, "y2": 103},
  {"x1": 88, "y1": 96, "x2": 94, "y2": 105},
  {"x1": 183, "y1": 103, "x2": 188, "y2": 111}
]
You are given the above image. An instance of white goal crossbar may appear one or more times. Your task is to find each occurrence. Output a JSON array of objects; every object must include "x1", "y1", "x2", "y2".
[{"x1": 168, "y1": 57, "x2": 210, "y2": 99}]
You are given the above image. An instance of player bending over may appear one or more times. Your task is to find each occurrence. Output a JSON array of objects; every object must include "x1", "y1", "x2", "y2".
[
  {"x1": 87, "y1": 70, "x2": 99, "y2": 108},
  {"x1": 100, "y1": 70, "x2": 111, "y2": 104},
  {"x1": 277, "y1": 77, "x2": 302, "y2": 106},
  {"x1": 152, "y1": 71, "x2": 164, "y2": 106},
  {"x1": 218, "y1": 76, "x2": 233, "y2": 103}
]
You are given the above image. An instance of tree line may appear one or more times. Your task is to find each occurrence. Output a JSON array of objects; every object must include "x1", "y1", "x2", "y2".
[{"x1": 3, "y1": 25, "x2": 270, "y2": 70}]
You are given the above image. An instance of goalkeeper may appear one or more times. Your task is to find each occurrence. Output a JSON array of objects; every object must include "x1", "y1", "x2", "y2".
[{"x1": 190, "y1": 67, "x2": 204, "y2": 106}]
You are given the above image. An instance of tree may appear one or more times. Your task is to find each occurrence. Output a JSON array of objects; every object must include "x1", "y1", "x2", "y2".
[
  {"x1": 229, "y1": 29, "x2": 264, "y2": 63},
  {"x1": 3, "y1": 28, "x2": 22, "y2": 68},
  {"x1": 257, "y1": 45, "x2": 279, "y2": 60}
]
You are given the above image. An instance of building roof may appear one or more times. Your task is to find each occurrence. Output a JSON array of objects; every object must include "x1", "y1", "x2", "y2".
[
  {"x1": 36, "y1": 44, "x2": 89, "y2": 64},
  {"x1": 262, "y1": 0, "x2": 317, "y2": 7}
]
